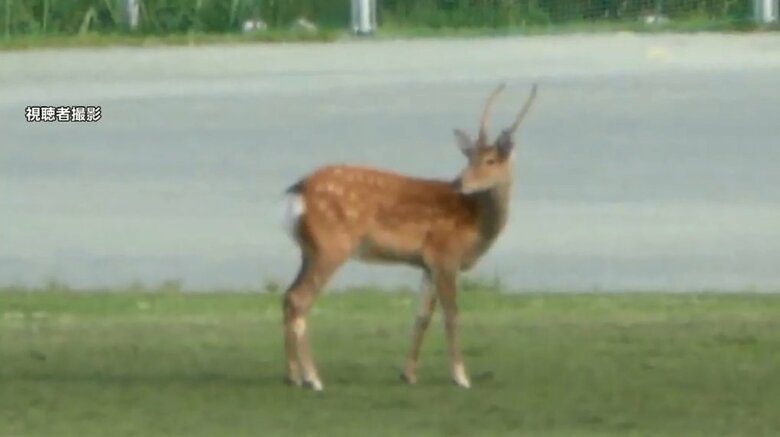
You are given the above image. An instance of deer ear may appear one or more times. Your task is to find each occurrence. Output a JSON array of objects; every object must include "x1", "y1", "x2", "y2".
[
  {"x1": 454, "y1": 129, "x2": 476, "y2": 157},
  {"x1": 495, "y1": 129, "x2": 514, "y2": 156}
]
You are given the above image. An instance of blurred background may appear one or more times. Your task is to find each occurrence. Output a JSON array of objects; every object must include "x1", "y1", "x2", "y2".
[
  {"x1": 0, "y1": 0, "x2": 775, "y2": 35},
  {"x1": 1, "y1": 0, "x2": 779, "y2": 292}
]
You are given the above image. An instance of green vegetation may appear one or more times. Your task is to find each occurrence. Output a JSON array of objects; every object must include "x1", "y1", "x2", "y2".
[
  {"x1": 0, "y1": 0, "x2": 766, "y2": 46},
  {"x1": 379, "y1": 0, "x2": 751, "y2": 28},
  {"x1": 0, "y1": 0, "x2": 755, "y2": 34},
  {"x1": 2, "y1": 286, "x2": 779, "y2": 436},
  {"x1": 0, "y1": 29, "x2": 337, "y2": 51},
  {"x1": 0, "y1": 18, "x2": 769, "y2": 51},
  {"x1": 375, "y1": 16, "x2": 762, "y2": 38}
]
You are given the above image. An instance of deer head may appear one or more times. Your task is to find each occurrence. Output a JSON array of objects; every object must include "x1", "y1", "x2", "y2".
[{"x1": 453, "y1": 83, "x2": 538, "y2": 194}]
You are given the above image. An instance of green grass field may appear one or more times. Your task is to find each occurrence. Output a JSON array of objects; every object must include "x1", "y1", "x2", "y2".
[{"x1": 1, "y1": 287, "x2": 779, "y2": 436}]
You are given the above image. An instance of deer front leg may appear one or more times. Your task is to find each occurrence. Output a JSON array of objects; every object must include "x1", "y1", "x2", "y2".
[
  {"x1": 401, "y1": 272, "x2": 437, "y2": 384},
  {"x1": 435, "y1": 269, "x2": 471, "y2": 389}
]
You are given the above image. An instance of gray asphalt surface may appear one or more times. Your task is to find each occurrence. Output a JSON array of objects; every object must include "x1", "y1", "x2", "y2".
[{"x1": 1, "y1": 33, "x2": 779, "y2": 291}]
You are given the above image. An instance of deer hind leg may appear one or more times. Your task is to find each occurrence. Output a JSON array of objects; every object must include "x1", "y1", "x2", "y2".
[
  {"x1": 401, "y1": 271, "x2": 437, "y2": 384},
  {"x1": 433, "y1": 268, "x2": 471, "y2": 388},
  {"x1": 282, "y1": 248, "x2": 347, "y2": 391},
  {"x1": 282, "y1": 255, "x2": 308, "y2": 387}
]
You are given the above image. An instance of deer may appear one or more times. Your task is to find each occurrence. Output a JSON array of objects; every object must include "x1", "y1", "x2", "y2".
[{"x1": 280, "y1": 83, "x2": 538, "y2": 391}]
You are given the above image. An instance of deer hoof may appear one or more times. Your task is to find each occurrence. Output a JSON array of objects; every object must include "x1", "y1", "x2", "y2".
[
  {"x1": 400, "y1": 371, "x2": 418, "y2": 385},
  {"x1": 303, "y1": 379, "x2": 324, "y2": 391},
  {"x1": 452, "y1": 374, "x2": 472, "y2": 389},
  {"x1": 284, "y1": 376, "x2": 303, "y2": 387}
]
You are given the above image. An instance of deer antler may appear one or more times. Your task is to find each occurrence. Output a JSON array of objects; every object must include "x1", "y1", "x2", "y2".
[
  {"x1": 505, "y1": 83, "x2": 538, "y2": 136},
  {"x1": 478, "y1": 82, "x2": 507, "y2": 146}
]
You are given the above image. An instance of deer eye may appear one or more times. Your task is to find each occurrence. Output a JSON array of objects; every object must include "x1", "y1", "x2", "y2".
[{"x1": 484, "y1": 158, "x2": 497, "y2": 165}]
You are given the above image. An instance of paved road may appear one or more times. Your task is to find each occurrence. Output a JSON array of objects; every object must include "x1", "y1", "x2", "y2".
[{"x1": 2, "y1": 34, "x2": 779, "y2": 291}]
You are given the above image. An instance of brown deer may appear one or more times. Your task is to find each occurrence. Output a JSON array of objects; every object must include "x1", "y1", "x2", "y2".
[{"x1": 280, "y1": 83, "x2": 538, "y2": 390}]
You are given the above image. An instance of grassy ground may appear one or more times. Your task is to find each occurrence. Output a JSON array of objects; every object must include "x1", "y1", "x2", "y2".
[
  {"x1": 374, "y1": 18, "x2": 768, "y2": 38},
  {"x1": 2, "y1": 20, "x2": 778, "y2": 51},
  {"x1": 0, "y1": 30, "x2": 338, "y2": 51},
  {"x1": 1, "y1": 287, "x2": 779, "y2": 436}
]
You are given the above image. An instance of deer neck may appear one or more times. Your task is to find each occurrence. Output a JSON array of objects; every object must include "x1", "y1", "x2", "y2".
[{"x1": 474, "y1": 179, "x2": 512, "y2": 244}]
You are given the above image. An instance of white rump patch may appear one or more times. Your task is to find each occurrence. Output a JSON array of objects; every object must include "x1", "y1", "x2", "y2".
[{"x1": 282, "y1": 193, "x2": 305, "y2": 239}]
